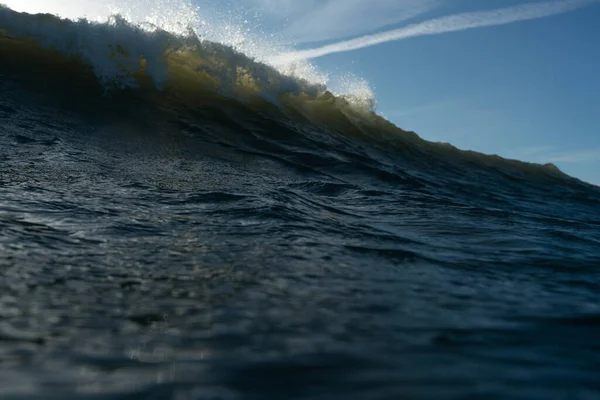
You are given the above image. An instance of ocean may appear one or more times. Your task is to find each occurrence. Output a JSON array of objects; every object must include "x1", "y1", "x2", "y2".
[{"x1": 1, "y1": 4, "x2": 600, "y2": 400}]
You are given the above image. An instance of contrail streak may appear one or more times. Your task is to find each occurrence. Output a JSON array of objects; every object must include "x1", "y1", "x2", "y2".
[{"x1": 272, "y1": 0, "x2": 597, "y2": 62}]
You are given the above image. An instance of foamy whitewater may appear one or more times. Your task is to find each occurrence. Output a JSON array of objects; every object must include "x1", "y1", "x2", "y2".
[{"x1": 1, "y1": 2, "x2": 599, "y2": 400}]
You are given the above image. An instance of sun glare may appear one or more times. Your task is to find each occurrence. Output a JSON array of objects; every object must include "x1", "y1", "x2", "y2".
[{"x1": 1, "y1": 0, "x2": 110, "y2": 20}]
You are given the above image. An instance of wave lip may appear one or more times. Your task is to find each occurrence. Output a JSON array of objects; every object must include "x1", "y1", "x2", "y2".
[{"x1": 0, "y1": 5, "x2": 329, "y2": 98}]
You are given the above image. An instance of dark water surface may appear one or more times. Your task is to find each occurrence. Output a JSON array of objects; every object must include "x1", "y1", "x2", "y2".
[{"x1": 1, "y1": 6, "x2": 600, "y2": 400}]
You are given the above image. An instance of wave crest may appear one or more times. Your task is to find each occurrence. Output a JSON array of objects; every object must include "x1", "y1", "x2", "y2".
[{"x1": 0, "y1": 4, "x2": 585, "y2": 186}]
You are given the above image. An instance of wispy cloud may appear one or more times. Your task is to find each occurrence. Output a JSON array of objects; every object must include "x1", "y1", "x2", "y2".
[
  {"x1": 280, "y1": 0, "x2": 441, "y2": 45},
  {"x1": 240, "y1": 0, "x2": 441, "y2": 45},
  {"x1": 273, "y1": 0, "x2": 598, "y2": 62}
]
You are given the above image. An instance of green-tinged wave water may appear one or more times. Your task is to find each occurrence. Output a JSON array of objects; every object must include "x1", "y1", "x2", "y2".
[
  {"x1": 1, "y1": 4, "x2": 600, "y2": 400},
  {"x1": 0, "y1": 5, "x2": 581, "y2": 183}
]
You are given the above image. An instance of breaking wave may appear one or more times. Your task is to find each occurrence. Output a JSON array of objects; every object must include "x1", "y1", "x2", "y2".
[{"x1": 0, "y1": 4, "x2": 583, "y2": 183}]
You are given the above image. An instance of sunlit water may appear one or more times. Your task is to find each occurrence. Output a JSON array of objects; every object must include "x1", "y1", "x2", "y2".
[{"x1": 1, "y1": 4, "x2": 600, "y2": 400}]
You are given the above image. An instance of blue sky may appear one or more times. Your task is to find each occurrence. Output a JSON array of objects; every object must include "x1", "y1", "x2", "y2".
[
  {"x1": 3, "y1": 0, "x2": 599, "y2": 184},
  {"x1": 223, "y1": 0, "x2": 600, "y2": 185}
]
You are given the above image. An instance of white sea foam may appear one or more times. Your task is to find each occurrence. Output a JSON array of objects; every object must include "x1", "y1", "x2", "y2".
[{"x1": 0, "y1": 0, "x2": 374, "y2": 104}]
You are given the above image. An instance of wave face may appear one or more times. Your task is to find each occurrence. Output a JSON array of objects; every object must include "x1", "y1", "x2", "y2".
[{"x1": 1, "y1": 5, "x2": 600, "y2": 400}]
